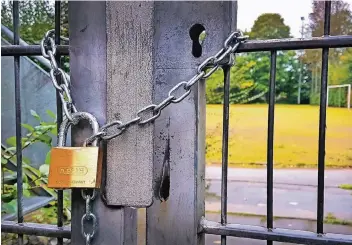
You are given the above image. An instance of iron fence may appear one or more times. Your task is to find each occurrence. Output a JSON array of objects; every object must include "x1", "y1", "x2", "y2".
[
  {"x1": 200, "y1": 2, "x2": 352, "y2": 245},
  {"x1": 1, "y1": 1, "x2": 352, "y2": 245},
  {"x1": 1, "y1": 2, "x2": 69, "y2": 244}
]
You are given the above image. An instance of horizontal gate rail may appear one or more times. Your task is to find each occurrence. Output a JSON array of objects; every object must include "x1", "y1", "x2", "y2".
[
  {"x1": 1, "y1": 45, "x2": 69, "y2": 56},
  {"x1": 237, "y1": 35, "x2": 352, "y2": 52},
  {"x1": 2, "y1": 35, "x2": 352, "y2": 56},
  {"x1": 2, "y1": 1, "x2": 352, "y2": 245},
  {"x1": 2, "y1": 221, "x2": 71, "y2": 239},
  {"x1": 200, "y1": 219, "x2": 352, "y2": 245}
]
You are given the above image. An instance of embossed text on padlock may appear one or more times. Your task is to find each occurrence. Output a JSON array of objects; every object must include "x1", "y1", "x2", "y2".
[{"x1": 48, "y1": 112, "x2": 103, "y2": 189}]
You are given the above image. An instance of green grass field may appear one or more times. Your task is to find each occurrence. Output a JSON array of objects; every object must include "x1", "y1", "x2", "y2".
[{"x1": 206, "y1": 104, "x2": 352, "y2": 168}]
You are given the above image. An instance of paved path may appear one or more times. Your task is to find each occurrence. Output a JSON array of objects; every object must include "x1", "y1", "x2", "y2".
[
  {"x1": 206, "y1": 167, "x2": 352, "y2": 187},
  {"x1": 205, "y1": 167, "x2": 352, "y2": 220},
  {"x1": 137, "y1": 168, "x2": 352, "y2": 245}
]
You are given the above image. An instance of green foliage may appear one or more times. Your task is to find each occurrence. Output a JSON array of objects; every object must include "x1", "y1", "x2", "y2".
[
  {"x1": 1, "y1": 0, "x2": 70, "y2": 73},
  {"x1": 324, "y1": 212, "x2": 352, "y2": 226},
  {"x1": 339, "y1": 184, "x2": 352, "y2": 190},
  {"x1": 206, "y1": 51, "x2": 311, "y2": 104},
  {"x1": 2, "y1": 199, "x2": 17, "y2": 214},
  {"x1": 1, "y1": 110, "x2": 57, "y2": 216},
  {"x1": 309, "y1": 1, "x2": 352, "y2": 37},
  {"x1": 1, "y1": 0, "x2": 69, "y2": 44},
  {"x1": 206, "y1": 12, "x2": 312, "y2": 105},
  {"x1": 1, "y1": 1, "x2": 54, "y2": 44},
  {"x1": 1, "y1": 3, "x2": 65, "y2": 217},
  {"x1": 248, "y1": 13, "x2": 291, "y2": 40},
  {"x1": 327, "y1": 48, "x2": 352, "y2": 107},
  {"x1": 27, "y1": 191, "x2": 71, "y2": 225},
  {"x1": 306, "y1": 1, "x2": 352, "y2": 107}
]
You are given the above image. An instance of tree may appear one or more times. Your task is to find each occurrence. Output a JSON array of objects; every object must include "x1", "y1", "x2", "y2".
[
  {"x1": 309, "y1": 1, "x2": 352, "y2": 37},
  {"x1": 304, "y1": 0, "x2": 352, "y2": 106},
  {"x1": 206, "y1": 54, "x2": 260, "y2": 104},
  {"x1": 206, "y1": 51, "x2": 311, "y2": 104},
  {"x1": 1, "y1": 1, "x2": 54, "y2": 44},
  {"x1": 249, "y1": 13, "x2": 291, "y2": 40},
  {"x1": 1, "y1": 0, "x2": 70, "y2": 72},
  {"x1": 1, "y1": 0, "x2": 69, "y2": 44},
  {"x1": 326, "y1": 48, "x2": 352, "y2": 107},
  {"x1": 206, "y1": 13, "x2": 312, "y2": 105}
]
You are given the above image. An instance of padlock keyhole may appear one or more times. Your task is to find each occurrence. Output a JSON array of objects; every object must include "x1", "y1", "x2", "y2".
[{"x1": 189, "y1": 24, "x2": 206, "y2": 58}]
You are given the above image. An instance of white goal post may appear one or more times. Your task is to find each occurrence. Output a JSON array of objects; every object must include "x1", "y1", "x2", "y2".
[{"x1": 327, "y1": 84, "x2": 351, "y2": 109}]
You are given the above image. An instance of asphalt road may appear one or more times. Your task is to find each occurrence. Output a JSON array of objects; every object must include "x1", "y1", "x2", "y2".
[
  {"x1": 204, "y1": 167, "x2": 352, "y2": 245},
  {"x1": 205, "y1": 167, "x2": 352, "y2": 220},
  {"x1": 137, "y1": 167, "x2": 352, "y2": 245}
]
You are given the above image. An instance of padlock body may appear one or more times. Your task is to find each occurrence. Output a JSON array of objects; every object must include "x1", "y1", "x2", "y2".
[{"x1": 48, "y1": 147, "x2": 102, "y2": 189}]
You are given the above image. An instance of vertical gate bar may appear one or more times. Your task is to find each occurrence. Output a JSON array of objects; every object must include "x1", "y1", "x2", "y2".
[
  {"x1": 146, "y1": 2, "x2": 236, "y2": 245},
  {"x1": 69, "y1": 2, "x2": 137, "y2": 244},
  {"x1": 221, "y1": 65, "x2": 231, "y2": 245},
  {"x1": 13, "y1": 2, "x2": 24, "y2": 245},
  {"x1": 13, "y1": 3, "x2": 23, "y2": 245},
  {"x1": 54, "y1": 2, "x2": 64, "y2": 245},
  {"x1": 317, "y1": 0, "x2": 331, "y2": 234},
  {"x1": 348, "y1": 85, "x2": 351, "y2": 109},
  {"x1": 266, "y1": 51, "x2": 277, "y2": 245}
]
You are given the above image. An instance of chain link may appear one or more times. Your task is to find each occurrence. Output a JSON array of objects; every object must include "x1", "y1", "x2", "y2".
[
  {"x1": 41, "y1": 30, "x2": 75, "y2": 122},
  {"x1": 42, "y1": 29, "x2": 247, "y2": 245},
  {"x1": 81, "y1": 189, "x2": 97, "y2": 245},
  {"x1": 42, "y1": 30, "x2": 247, "y2": 141},
  {"x1": 88, "y1": 31, "x2": 247, "y2": 142}
]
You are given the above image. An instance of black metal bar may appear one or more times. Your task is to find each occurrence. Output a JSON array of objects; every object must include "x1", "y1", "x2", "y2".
[
  {"x1": 55, "y1": 2, "x2": 64, "y2": 245},
  {"x1": 2, "y1": 35, "x2": 352, "y2": 56},
  {"x1": 236, "y1": 35, "x2": 352, "y2": 53},
  {"x1": 221, "y1": 65, "x2": 231, "y2": 245},
  {"x1": 317, "y1": 1, "x2": 331, "y2": 234},
  {"x1": 13, "y1": 2, "x2": 24, "y2": 245},
  {"x1": 2, "y1": 221, "x2": 71, "y2": 238},
  {"x1": 1, "y1": 45, "x2": 69, "y2": 56},
  {"x1": 200, "y1": 219, "x2": 352, "y2": 245},
  {"x1": 267, "y1": 51, "x2": 276, "y2": 245}
]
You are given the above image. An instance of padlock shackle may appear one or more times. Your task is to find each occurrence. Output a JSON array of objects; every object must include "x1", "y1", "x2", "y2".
[{"x1": 58, "y1": 112, "x2": 100, "y2": 147}]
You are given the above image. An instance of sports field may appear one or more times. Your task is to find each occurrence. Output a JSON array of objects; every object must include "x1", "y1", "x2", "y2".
[{"x1": 206, "y1": 104, "x2": 352, "y2": 168}]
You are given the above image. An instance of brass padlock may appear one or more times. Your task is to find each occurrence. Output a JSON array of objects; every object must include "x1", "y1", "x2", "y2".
[{"x1": 48, "y1": 112, "x2": 102, "y2": 189}]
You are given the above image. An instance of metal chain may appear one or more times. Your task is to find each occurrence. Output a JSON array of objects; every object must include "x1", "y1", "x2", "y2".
[
  {"x1": 42, "y1": 30, "x2": 247, "y2": 143},
  {"x1": 85, "y1": 31, "x2": 248, "y2": 144},
  {"x1": 42, "y1": 29, "x2": 247, "y2": 245},
  {"x1": 81, "y1": 189, "x2": 97, "y2": 245},
  {"x1": 42, "y1": 30, "x2": 96, "y2": 245},
  {"x1": 41, "y1": 30, "x2": 77, "y2": 122}
]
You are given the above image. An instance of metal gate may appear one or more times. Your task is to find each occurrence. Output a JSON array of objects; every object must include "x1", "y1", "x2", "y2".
[{"x1": 2, "y1": 1, "x2": 352, "y2": 245}]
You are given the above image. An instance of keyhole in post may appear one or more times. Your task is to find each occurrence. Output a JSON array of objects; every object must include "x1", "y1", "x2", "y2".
[{"x1": 189, "y1": 24, "x2": 206, "y2": 58}]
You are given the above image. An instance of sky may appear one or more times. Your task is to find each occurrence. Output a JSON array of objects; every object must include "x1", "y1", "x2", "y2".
[{"x1": 237, "y1": 0, "x2": 352, "y2": 38}]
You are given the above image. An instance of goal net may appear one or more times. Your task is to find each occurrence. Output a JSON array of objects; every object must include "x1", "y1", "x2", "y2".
[{"x1": 327, "y1": 84, "x2": 351, "y2": 109}]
